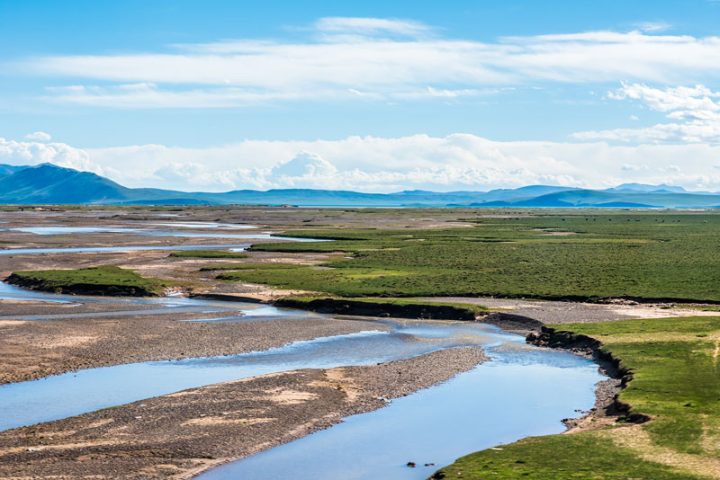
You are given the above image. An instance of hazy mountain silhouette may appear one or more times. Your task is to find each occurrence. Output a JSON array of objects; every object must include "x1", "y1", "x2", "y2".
[{"x1": 1, "y1": 163, "x2": 719, "y2": 208}]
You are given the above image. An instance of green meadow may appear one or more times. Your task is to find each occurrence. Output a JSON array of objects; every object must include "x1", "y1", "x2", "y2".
[
  {"x1": 219, "y1": 213, "x2": 720, "y2": 302},
  {"x1": 433, "y1": 316, "x2": 720, "y2": 479},
  {"x1": 210, "y1": 212, "x2": 720, "y2": 478},
  {"x1": 8, "y1": 266, "x2": 166, "y2": 296}
]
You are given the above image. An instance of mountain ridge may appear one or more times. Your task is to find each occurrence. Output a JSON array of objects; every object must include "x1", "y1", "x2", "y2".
[{"x1": 0, "y1": 163, "x2": 718, "y2": 208}]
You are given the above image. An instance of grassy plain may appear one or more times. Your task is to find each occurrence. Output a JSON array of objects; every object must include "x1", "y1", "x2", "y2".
[
  {"x1": 209, "y1": 212, "x2": 720, "y2": 478},
  {"x1": 434, "y1": 316, "x2": 720, "y2": 479},
  {"x1": 218, "y1": 213, "x2": 720, "y2": 302},
  {"x1": 8, "y1": 266, "x2": 166, "y2": 296}
]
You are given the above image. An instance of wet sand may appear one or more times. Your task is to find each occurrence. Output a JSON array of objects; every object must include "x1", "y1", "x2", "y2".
[
  {"x1": 424, "y1": 296, "x2": 720, "y2": 324},
  {"x1": 0, "y1": 347, "x2": 487, "y2": 480},
  {"x1": 0, "y1": 312, "x2": 388, "y2": 384},
  {"x1": 0, "y1": 207, "x2": 623, "y2": 479}
]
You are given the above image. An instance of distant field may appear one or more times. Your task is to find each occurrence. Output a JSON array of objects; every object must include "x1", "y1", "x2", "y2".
[
  {"x1": 434, "y1": 316, "x2": 720, "y2": 479},
  {"x1": 219, "y1": 213, "x2": 720, "y2": 303}
]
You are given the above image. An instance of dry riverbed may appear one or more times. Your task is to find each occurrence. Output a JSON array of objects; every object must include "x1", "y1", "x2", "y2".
[
  {"x1": 0, "y1": 347, "x2": 487, "y2": 480},
  {"x1": 0, "y1": 310, "x2": 387, "y2": 384},
  {"x1": 424, "y1": 296, "x2": 720, "y2": 324},
  {"x1": 0, "y1": 206, "x2": 625, "y2": 479}
]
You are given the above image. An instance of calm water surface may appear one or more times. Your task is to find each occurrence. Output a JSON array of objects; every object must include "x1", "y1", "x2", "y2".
[
  {"x1": 0, "y1": 243, "x2": 604, "y2": 479},
  {"x1": 0, "y1": 243, "x2": 252, "y2": 255},
  {"x1": 0, "y1": 320, "x2": 552, "y2": 431},
  {"x1": 198, "y1": 349, "x2": 600, "y2": 480}
]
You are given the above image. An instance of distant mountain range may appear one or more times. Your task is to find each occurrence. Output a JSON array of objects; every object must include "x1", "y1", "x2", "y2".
[{"x1": 1, "y1": 163, "x2": 719, "y2": 208}]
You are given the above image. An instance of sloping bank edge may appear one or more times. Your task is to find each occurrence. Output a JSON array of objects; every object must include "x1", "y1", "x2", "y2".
[{"x1": 428, "y1": 325, "x2": 650, "y2": 479}]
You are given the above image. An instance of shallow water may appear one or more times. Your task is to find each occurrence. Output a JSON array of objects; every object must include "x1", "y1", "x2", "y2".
[
  {"x1": 7, "y1": 225, "x2": 326, "y2": 243},
  {"x1": 198, "y1": 352, "x2": 600, "y2": 480},
  {"x1": 0, "y1": 243, "x2": 252, "y2": 255},
  {"x1": 0, "y1": 226, "x2": 326, "y2": 254},
  {"x1": 147, "y1": 222, "x2": 256, "y2": 229},
  {"x1": 11, "y1": 226, "x2": 139, "y2": 235},
  {"x1": 0, "y1": 281, "x2": 310, "y2": 321},
  {"x1": 0, "y1": 281, "x2": 604, "y2": 479},
  {"x1": 140, "y1": 231, "x2": 329, "y2": 242},
  {"x1": 7, "y1": 223, "x2": 256, "y2": 235},
  {"x1": 0, "y1": 321, "x2": 541, "y2": 431}
]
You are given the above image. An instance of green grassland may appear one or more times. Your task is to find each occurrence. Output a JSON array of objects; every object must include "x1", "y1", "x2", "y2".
[
  {"x1": 169, "y1": 250, "x2": 248, "y2": 259},
  {"x1": 433, "y1": 316, "x2": 720, "y2": 479},
  {"x1": 201, "y1": 211, "x2": 720, "y2": 478},
  {"x1": 216, "y1": 213, "x2": 720, "y2": 302},
  {"x1": 7, "y1": 266, "x2": 166, "y2": 296}
]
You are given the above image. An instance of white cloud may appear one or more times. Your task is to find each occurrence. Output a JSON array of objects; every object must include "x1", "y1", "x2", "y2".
[
  {"x1": 272, "y1": 151, "x2": 337, "y2": 178},
  {"x1": 0, "y1": 137, "x2": 94, "y2": 172},
  {"x1": 4, "y1": 133, "x2": 718, "y2": 192},
  {"x1": 43, "y1": 83, "x2": 493, "y2": 108},
  {"x1": 633, "y1": 21, "x2": 672, "y2": 33},
  {"x1": 313, "y1": 17, "x2": 433, "y2": 38},
  {"x1": 24, "y1": 131, "x2": 52, "y2": 142},
  {"x1": 15, "y1": 18, "x2": 720, "y2": 108},
  {"x1": 573, "y1": 83, "x2": 720, "y2": 143}
]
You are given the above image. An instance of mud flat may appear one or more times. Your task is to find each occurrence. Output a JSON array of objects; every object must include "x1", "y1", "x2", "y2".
[
  {"x1": 0, "y1": 348, "x2": 487, "y2": 480},
  {"x1": 0, "y1": 307, "x2": 383, "y2": 384},
  {"x1": 422, "y1": 296, "x2": 720, "y2": 324},
  {"x1": 0, "y1": 207, "x2": 615, "y2": 479}
]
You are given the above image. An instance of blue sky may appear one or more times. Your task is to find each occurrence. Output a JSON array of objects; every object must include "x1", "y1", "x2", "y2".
[{"x1": 1, "y1": 0, "x2": 720, "y2": 192}]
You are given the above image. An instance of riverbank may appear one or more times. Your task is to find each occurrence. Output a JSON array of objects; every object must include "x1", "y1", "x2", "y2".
[
  {"x1": 433, "y1": 316, "x2": 720, "y2": 479},
  {"x1": 6, "y1": 266, "x2": 166, "y2": 297},
  {"x1": 0, "y1": 306, "x2": 385, "y2": 384},
  {"x1": 0, "y1": 347, "x2": 487, "y2": 480},
  {"x1": 3, "y1": 207, "x2": 719, "y2": 479}
]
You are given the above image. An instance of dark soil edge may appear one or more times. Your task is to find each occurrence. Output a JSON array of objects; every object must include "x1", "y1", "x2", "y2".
[
  {"x1": 527, "y1": 326, "x2": 650, "y2": 423},
  {"x1": 429, "y1": 327, "x2": 649, "y2": 480},
  {"x1": 275, "y1": 297, "x2": 478, "y2": 320},
  {"x1": 4, "y1": 273, "x2": 159, "y2": 297}
]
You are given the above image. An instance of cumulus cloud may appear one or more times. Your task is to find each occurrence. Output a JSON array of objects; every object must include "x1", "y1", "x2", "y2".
[
  {"x1": 0, "y1": 137, "x2": 95, "y2": 172},
  {"x1": 5, "y1": 131, "x2": 720, "y2": 192},
  {"x1": 271, "y1": 152, "x2": 337, "y2": 180},
  {"x1": 573, "y1": 83, "x2": 720, "y2": 143},
  {"x1": 0, "y1": 133, "x2": 713, "y2": 192},
  {"x1": 24, "y1": 131, "x2": 52, "y2": 142},
  {"x1": 16, "y1": 18, "x2": 720, "y2": 108}
]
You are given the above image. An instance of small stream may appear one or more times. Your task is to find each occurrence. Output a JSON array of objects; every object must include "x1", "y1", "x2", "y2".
[
  {"x1": 2, "y1": 224, "x2": 327, "y2": 242},
  {"x1": 0, "y1": 281, "x2": 311, "y2": 321},
  {"x1": 199, "y1": 349, "x2": 599, "y2": 480},
  {"x1": 0, "y1": 243, "x2": 253, "y2": 255},
  {"x1": 0, "y1": 319, "x2": 540, "y2": 431},
  {"x1": 0, "y1": 282, "x2": 604, "y2": 479},
  {"x1": 0, "y1": 224, "x2": 605, "y2": 478},
  {"x1": 0, "y1": 283, "x2": 605, "y2": 480}
]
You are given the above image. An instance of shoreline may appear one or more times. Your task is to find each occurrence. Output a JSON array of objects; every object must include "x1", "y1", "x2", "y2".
[
  {"x1": 0, "y1": 347, "x2": 488, "y2": 479},
  {"x1": 0, "y1": 283, "x2": 631, "y2": 478},
  {"x1": 526, "y1": 326, "x2": 648, "y2": 430},
  {"x1": 0, "y1": 309, "x2": 388, "y2": 385}
]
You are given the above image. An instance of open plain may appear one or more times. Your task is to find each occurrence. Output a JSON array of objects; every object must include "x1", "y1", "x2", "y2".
[{"x1": 1, "y1": 206, "x2": 719, "y2": 479}]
